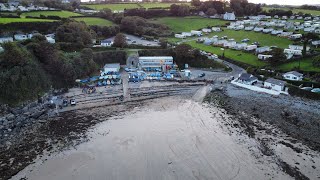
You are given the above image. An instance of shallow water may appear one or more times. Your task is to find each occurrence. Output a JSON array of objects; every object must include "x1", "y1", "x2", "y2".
[{"x1": 12, "y1": 97, "x2": 290, "y2": 180}]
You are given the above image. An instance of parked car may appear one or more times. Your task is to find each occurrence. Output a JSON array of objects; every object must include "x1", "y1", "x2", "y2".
[
  {"x1": 242, "y1": 38, "x2": 250, "y2": 42},
  {"x1": 63, "y1": 99, "x2": 68, "y2": 107},
  {"x1": 70, "y1": 99, "x2": 76, "y2": 106},
  {"x1": 198, "y1": 73, "x2": 205, "y2": 78}
]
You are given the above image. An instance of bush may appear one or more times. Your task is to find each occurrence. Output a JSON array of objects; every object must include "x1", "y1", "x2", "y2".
[
  {"x1": 287, "y1": 84, "x2": 320, "y2": 100},
  {"x1": 93, "y1": 50, "x2": 127, "y2": 66}
]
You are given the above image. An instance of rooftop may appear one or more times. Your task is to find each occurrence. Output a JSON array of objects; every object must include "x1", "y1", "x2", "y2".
[{"x1": 265, "y1": 78, "x2": 286, "y2": 86}]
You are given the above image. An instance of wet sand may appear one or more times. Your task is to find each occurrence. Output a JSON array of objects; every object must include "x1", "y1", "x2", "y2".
[{"x1": 12, "y1": 93, "x2": 293, "y2": 180}]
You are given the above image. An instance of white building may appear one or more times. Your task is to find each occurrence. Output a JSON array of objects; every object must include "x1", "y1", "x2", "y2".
[
  {"x1": 181, "y1": 32, "x2": 192, "y2": 37},
  {"x1": 14, "y1": 34, "x2": 27, "y2": 41},
  {"x1": 258, "y1": 54, "x2": 272, "y2": 60},
  {"x1": 223, "y1": 12, "x2": 236, "y2": 21},
  {"x1": 138, "y1": 56, "x2": 174, "y2": 71},
  {"x1": 0, "y1": 37, "x2": 13, "y2": 44},
  {"x1": 238, "y1": 73, "x2": 258, "y2": 85},
  {"x1": 264, "y1": 78, "x2": 286, "y2": 91},
  {"x1": 245, "y1": 26, "x2": 254, "y2": 31},
  {"x1": 284, "y1": 49, "x2": 302, "y2": 56},
  {"x1": 312, "y1": 40, "x2": 320, "y2": 47},
  {"x1": 283, "y1": 71, "x2": 303, "y2": 81},
  {"x1": 254, "y1": 27, "x2": 264, "y2": 32},
  {"x1": 289, "y1": 45, "x2": 310, "y2": 51},
  {"x1": 256, "y1": 46, "x2": 271, "y2": 54},
  {"x1": 175, "y1": 34, "x2": 185, "y2": 39},
  {"x1": 245, "y1": 45, "x2": 257, "y2": 51},
  {"x1": 101, "y1": 39, "x2": 113, "y2": 47},
  {"x1": 211, "y1": 27, "x2": 221, "y2": 32},
  {"x1": 289, "y1": 34, "x2": 302, "y2": 40},
  {"x1": 263, "y1": 28, "x2": 273, "y2": 33},
  {"x1": 233, "y1": 43, "x2": 247, "y2": 50},
  {"x1": 202, "y1": 28, "x2": 212, "y2": 33},
  {"x1": 101, "y1": 63, "x2": 120, "y2": 76},
  {"x1": 191, "y1": 30, "x2": 202, "y2": 36}
]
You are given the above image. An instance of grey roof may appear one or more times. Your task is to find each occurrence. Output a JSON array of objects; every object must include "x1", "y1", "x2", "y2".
[
  {"x1": 239, "y1": 73, "x2": 257, "y2": 81},
  {"x1": 265, "y1": 78, "x2": 286, "y2": 86},
  {"x1": 101, "y1": 39, "x2": 112, "y2": 43},
  {"x1": 285, "y1": 71, "x2": 303, "y2": 76},
  {"x1": 103, "y1": 63, "x2": 120, "y2": 68}
]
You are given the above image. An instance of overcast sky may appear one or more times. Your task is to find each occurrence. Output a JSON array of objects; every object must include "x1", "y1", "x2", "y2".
[{"x1": 248, "y1": 0, "x2": 319, "y2": 5}]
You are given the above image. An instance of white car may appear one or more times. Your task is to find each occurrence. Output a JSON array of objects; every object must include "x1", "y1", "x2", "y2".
[{"x1": 70, "y1": 99, "x2": 76, "y2": 106}]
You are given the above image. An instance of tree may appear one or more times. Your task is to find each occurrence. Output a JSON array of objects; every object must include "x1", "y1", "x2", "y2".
[
  {"x1": 170, "y1": 4, "x2": 190, "y2": 17},
  {"x1": 56, "y1": 21, "x2": 94, "y2": 47},
  {"x1": 302, "y1": 33, "x2": 319, "y2": 57},
  {"x1": 98, "y1": 8, "x2": 113, "y2": 20},
  {"x1": 120, "y1": 16, "x2": 137, "y2": 34},
  {"x1": 267, "y1": 48, "x2": 287, "y2": 65},
  {"x1": 191, "y1": 0, "x2": 201, "y2": 7},
  {"x1": 313, "y1": 56, "x2": 320, "y2": 68},
  {"x1": 113, "y1": 33, "x2": 127, "y2": 48},
  {"x1": 206, "y1": 8, "x2": 217, "y2": 16}
]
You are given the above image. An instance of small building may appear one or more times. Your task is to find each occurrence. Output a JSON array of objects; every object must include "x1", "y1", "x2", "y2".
[
  {"x1": 264, "y1": 78, "x2": 286, "y2": 91},
  {"x1": 101, "y1": 63, "x2": 120, "y2": 76},
  {"x1": 0, "y1": 37, "x2": 13, "y2": 44},
  {"x1": 238, "y1": 73, "x2": 258, "y2": 85},
  {"x1": 223, "y1": 12, "x2": 236, "y2": 21},
  {"x1": 182, "y1": 32, "x2": 192, "y2": 37},
  {"x1": 175, "y1": 34, "x2": 186, "y2": 39},
  {"x1": 14, "y1": 34, "x2": 27, "y2": 41},
  {"x1": 245, "y1": 45, "x2": 257, "y2": 51},
  {"x1": 233, "y1": 43, "x2": 247, "y2": 50},
  {"x1": 258, "y1": 54, "x2": 272, "y2": 60},
  {"x1": 289, "y1": 45, "x2": 310, "y2": 51},
  {"x1": 311, "y1": 40, "x2": 320, "y2": 47},
  {"x1": 0, "y1": 46, "x2": 3, "y2": 52},
  {"x1": 289, "y1": 34, "x2": 303, "y2": 40},
  {"x1": 283, "y1": 71, "x2": 303, "y2": 81},
  {"x1": 101, "y1": 39, "x2": 113, "y2": 47},
  {"x1": 45, "y1": 36, "x2": 55, "y2": 43},
  {"x1": 202, "y1": 28, "x2": 212, "y2": 33},
  {"x1": 191, "y1": 30, "x2": 202, "y2": 36},
  {"x1": 284, "y1": 49, "x2": 302, "y2": 56},
  {"x1": 138, "y1": 56, "x2": 174, "y2": 72},
  {"x1": 245, "y1": 26, "x2": 254, "y2": 31},
  {"x1": 256, "y1": 46, "x2": 271, "y2": 54},
  {"x1": 211, "y1": 27, "x2": 221, "y2": 32},
  {"x1": 254, "y1": 27, "x2": 264, "y2": 32}
]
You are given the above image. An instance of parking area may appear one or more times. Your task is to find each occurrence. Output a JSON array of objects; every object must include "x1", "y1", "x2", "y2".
[{"x1": 125, "y1": 34, "x2": 160, "y2": 47}]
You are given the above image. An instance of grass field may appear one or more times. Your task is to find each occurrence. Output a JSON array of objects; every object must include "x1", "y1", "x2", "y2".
[
  {"x1": 263, "y1": 7, "x2": 320, "y2": 16},
  {"x1": 0, "y1": 18, "x2": 55, "y2": 24},
  {"x1": 83, "y1": 3, "x2": 140, "y2": 11},
  {"x1": 186, "y1": 41, "x2": 267, "y2": 67},
  {"x1": 72, "y1": 17, "x2": 113, "y2": 26},
  {"x1": 153, "y1": 16, "x2": 227, "y2": 33},
  {"x1": 277, "y1": 58, "x2": 320, "y2": 72},
  {"x1": 21, "y1": 10, "x2": 82, "y2": 18},
  {"x1": 140, "y1": 3, "x2": 190, "y2": 9}
]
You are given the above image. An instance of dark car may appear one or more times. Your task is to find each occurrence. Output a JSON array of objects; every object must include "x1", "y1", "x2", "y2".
[
  {"x1": 199, "y1": 73, "x2": 205, "y2": 78},
  {"x1": 63, "y1": 99, "x2": 68, "y2": 107}
]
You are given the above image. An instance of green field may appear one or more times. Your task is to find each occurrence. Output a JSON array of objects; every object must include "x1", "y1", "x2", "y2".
[
  {"x1": 21, "y1": 10, "x2": 82, "y2": 18},
  {"x1": 263, "y1": 7, "x2": 320, "y2": 16},
  {"x1": 83, "y1": 3, "x2": 140, "y2": 11},
  {"x1": 208, "y1": 29, "x2": 292, "y2": 49},
  {"x1": 153, "y1": 16, "x2": 227, "y2": 33},
  {"x1": 186, "y1": 41, "x2": 267, "y2": 67},
  {"x1": 277, "y1": 58, "x2": 320, "y2": 72},
  {"x1": 72, "y1": 17, "x2": 113, "y2": 26},
  {"x1": 140, "y1": 3, "x2": 190, "y2": 9},
  {"x1": 0, "y1": 18, "x2": 55, "y2": 24}
]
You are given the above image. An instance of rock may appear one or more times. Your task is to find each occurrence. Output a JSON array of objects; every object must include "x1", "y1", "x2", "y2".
[
  {"x1": 0, "y1": 125, "x2": 4, "y2": 130},
  {"x1": 11, "y1": 109, "x2": 23, "y2": 115},
  {"x1": 7, "y1": 128, "x2": 12, "y2": 132},
  {"x1": 31, "y1": 110, "x2": 46, "y2": 119},
  {"x1": 6, "y1": 114, "x2": 15, "y2": 121}
]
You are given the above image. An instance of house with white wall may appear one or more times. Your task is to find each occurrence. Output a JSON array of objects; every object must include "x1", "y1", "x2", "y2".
[
  {"x1": 245, "y1": 45, "x2": 257, "y2": 51},
  {"x1": 101, "y1": 39, "x2": 113, "y2": 47},
  {"x1": 283, "y1": 71, "x2": 303, "y2": 81},
  {"x1": 223, "y1": 12, "x2": 236, "y2": 21},
  {"x1": 211, "y1": 27, "x2": 221, "y2": 32},
  {"x1": 258, "y1": 54, "x2": 272, "y2": 60},
  {"x1": 182, "y1": 32, "x2": 192, "y2": 37},
  {"x1": 264, "y1": 78, "x2": 286, "y2": 91},
  {"x1": 14, "y1": 34, "x2": 27, "y2": 41},
  {"x1": 238, "y1": 73, "x2": 258, "y2": 85},
  {"x1": 0, "y1": 37, "x2": 13, "y2": 44},
  {"x1": 256, "y1": 46, "x2": 271, "y2": 54}
]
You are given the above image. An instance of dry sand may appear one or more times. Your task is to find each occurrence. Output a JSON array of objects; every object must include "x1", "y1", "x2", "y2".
[{"x1": 11, "y1": 87, "x2": 296, "y2": 180}]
